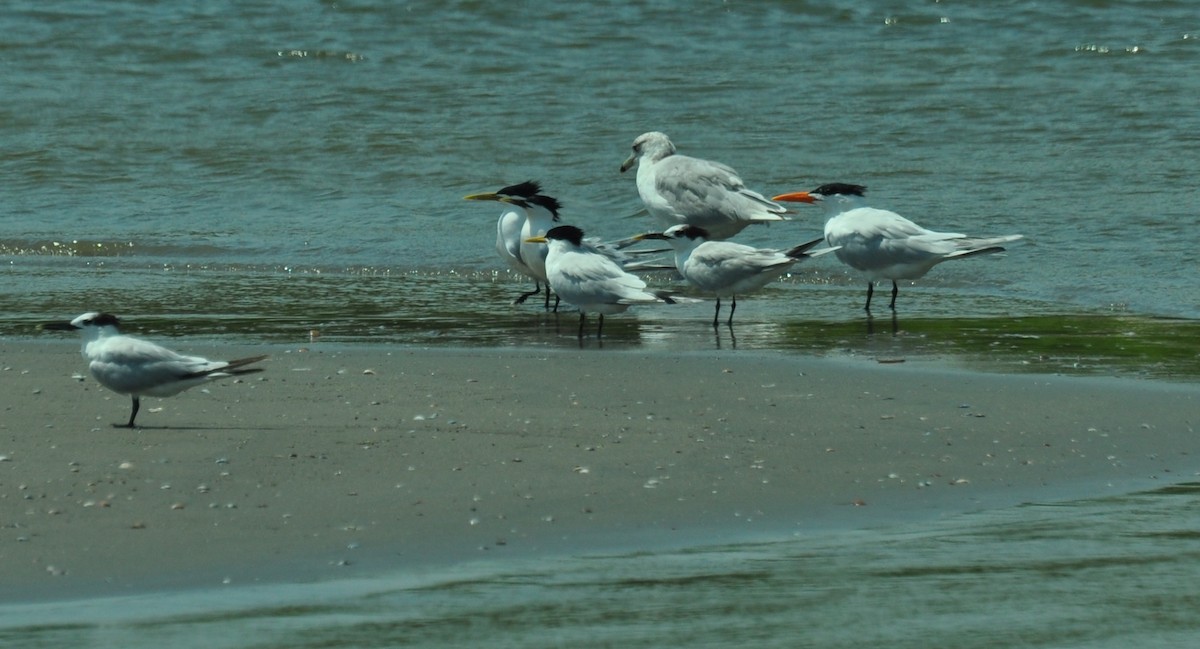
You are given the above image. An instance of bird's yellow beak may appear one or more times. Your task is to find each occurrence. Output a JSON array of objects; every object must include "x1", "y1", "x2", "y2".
[
  {"x1": 463, "y1": 192, "x2": 513, "y2": 203},
  {"x1": 620, "y1": 154, "x2": 637, "y2": 173},
  {"x1": 524, "y1": 236, "x2": 548, "y2": 244},
  {"x1": 632, "y1": 232, "x2": 669, "y2": 241},
  {"x1": 771, "y1": 191, "x2": 818, "y2": 204}
]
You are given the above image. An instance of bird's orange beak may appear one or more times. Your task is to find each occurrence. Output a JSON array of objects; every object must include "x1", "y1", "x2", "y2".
[{"x1": 771, "y1": 191, "x2": 817, "y2": 204}]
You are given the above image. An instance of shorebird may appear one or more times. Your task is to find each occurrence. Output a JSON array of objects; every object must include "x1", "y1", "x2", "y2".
[
  {"x1": 43, "y1": 312, "x2": 267, "y2": 427},
  {"x1": 772, "y1": 183, "x2": 1023, "y2": 311},
  {"x1": 525, "y1": 225, "x2": 687, "y2": 337},
  {"x1": 620, "y1": 131, "x2": 788, "y2": 240},
  {"x1": 466, "y1": 181, "x2": 668, "y2": 310},
  {"x1": 637, "y1": 225, "x2": 835, "y2": 326},
  {"x1": 464, "y1": 180, "x2": 561, "y2": 309}
]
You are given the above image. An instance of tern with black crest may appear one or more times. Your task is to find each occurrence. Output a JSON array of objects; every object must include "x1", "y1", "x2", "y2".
[
  {"x1": 466, "y1": 181, "x2": 666, "y2": 310},
  {"x1": 637, "y1": 225, "x2": 835, "y2": 326},
  {"x1": 773, "y1": 184, "x2": 1023, "y2": 311},
  {"x1": 525, "y1": 225, "x2": 688, "y2": 338},
  {"x1": 464, "y1": 180, "x2": 561, "y2": 309},
  {"x1": 43, "y1": 312, "x2": 267, "y2": 428}
]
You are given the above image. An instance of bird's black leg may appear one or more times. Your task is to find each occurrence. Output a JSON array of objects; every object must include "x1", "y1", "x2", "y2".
[
  {"x1": 888, "y1": 281, "x2": 898, "y2": 310},
  {"x1": 597, "y1": 314, "x2": 605, "y2": 338},
  {"x1": 118, "y1": 396, "x2": 140, "y2": 428},
  {"x1": 577, "y1": 312, "x2": 586, "y2": 338},
  {"x1": 513, "y1": 281, "x2": 542, "y2": 306},
  {"x1": 712, "y1": 298, "x2": 721, "y2": 328},
  {"x1": 552, "y1": 293, "x2": 560, "y2": 313},
  {"x1": 727, "y1": 295, "x2": 737, "y2": 326},
  {"x1": 865, "y1": 282, "x2": 875, "y2": 311}
]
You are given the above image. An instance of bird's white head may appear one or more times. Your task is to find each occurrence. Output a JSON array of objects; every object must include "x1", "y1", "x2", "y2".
[
  {"x1": 663, "y1": 224, "x2": 709, "y2": 241},
  {"x1": 620, "y1": 131, "x2": 675, "y2": 173},
  {"x1": 633, "y1": 224, "x2": 709, "y2": 251},
  {"x1": 42, "y1": 311, "x2": 122, "y2": 339}
]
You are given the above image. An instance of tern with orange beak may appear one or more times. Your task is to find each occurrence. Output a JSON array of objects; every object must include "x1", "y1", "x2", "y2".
[{"x1": 773, "y1": 184, "x2": 1023, "y2": 311}]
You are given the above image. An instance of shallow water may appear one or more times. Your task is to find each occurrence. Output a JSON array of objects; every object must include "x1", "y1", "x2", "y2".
[
  {"x1": 5, "y1": 260, "x2": 1198, "y2": 379},
  {"x1": 3, "y1": 0, "x2": 1200, "y2": 329},
  {"x1": 2, "y1": 0, "x2": 1200, "y2": 644},
  {"x1": 4, "y1": 482, "x2": 1200, "y2": 648},
  {"x1": 4, "y1": 1, "x2": 1199, "y2": 381}
]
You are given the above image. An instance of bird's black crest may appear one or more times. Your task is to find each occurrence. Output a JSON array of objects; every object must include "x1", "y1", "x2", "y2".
[
  {"x1": 89, "y1": 313, "x2": 122, "y2": 327},
  {"x1": 544, "y1": 224, "x2": 585, "y2": 245},
  {"x1": 526, "y1": 193, "x2": 563, "y2": 221},
  {"x1": 498, "y1": 180, "x2": 542, "y2": 198},
  {"x1": 813, "y1": 183, "x2": 866, "y2": 197}
]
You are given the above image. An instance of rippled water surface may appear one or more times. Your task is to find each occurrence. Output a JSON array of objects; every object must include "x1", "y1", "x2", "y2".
[{"x1": 4, "y1": 0, "x2": 1199, "y2": 335}]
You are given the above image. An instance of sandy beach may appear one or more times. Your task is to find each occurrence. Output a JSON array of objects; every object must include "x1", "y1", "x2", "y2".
[{"x1": 1, "y1": 340, "x2": 1196, "y2": 602}]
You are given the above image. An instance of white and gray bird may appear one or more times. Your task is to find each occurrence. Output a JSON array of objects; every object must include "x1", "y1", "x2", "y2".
[
  {"x1": 466, "y1": 181, "x2": 669, "y2": 310},
  {"x1": 620, "y1": 131, "x2": 788, "y2": 241},
  {"x1": 464, "y1": 180, "x2": 562, "y2": 309},
  {"x1": 773, "y1": 184, "x2": 1023, "y2": 311},
  {"x1": 525, "y1": 225, "x2": 686, "y2": 337},
  {"x1": 637, "y1": 224, "x2": 835, "y2": 326},
  {"x1": 42, "y1": 312, "x2": 267, "y2": 428}
]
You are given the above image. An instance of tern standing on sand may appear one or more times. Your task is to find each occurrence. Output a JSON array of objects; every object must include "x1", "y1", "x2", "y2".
[
  {"x1": 43, "y1": 312, "x2": 267, "y2": 427},
  {"x1": 773, "y1": 183, "x2": 1023, "y2": 311},
  {"x1": 620, "y1": 131, "x2": 788, "y2": 241}
]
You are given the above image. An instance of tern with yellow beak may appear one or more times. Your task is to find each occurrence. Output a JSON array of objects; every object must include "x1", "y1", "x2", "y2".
[
  {"x1": 464, "y1": 180, "x2": 561, "y2": 309},
  {"x1": 526, "y1": 225, "x2": 688, "y2": 337}
]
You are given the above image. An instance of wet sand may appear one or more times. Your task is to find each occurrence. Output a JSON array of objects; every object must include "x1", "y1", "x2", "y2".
[{"x1": 1, "y1": 340, "x2": 1196, "y2": 601}]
